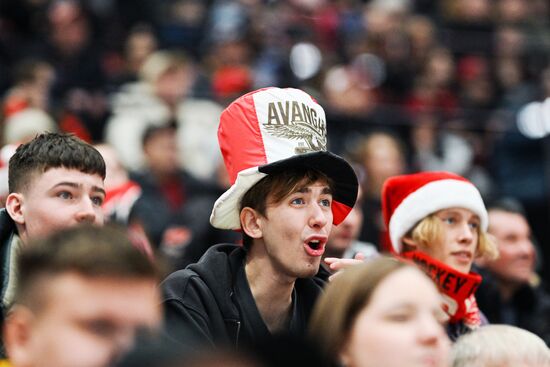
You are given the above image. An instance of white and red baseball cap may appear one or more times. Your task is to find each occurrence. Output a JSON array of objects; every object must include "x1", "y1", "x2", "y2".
[
  {"x1": 210, "y1": 87, "x2": 358, "y2": 230},
  {"x1": 382, "y1": 171, "x2": 488, "y2": 254}
]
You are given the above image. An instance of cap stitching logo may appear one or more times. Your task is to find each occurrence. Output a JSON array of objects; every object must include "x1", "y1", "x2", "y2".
[{"x1": 264, "y1": 100, "x2": 327, "y2": 154}]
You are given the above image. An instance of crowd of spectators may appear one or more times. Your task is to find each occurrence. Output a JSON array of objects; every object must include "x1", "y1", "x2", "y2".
[
  {"x1": 2, "y1": 0, "x2": 550, "y2": 286},
  {"x1": 1, "y1": 2, "x2": 550, "y2": 366}
]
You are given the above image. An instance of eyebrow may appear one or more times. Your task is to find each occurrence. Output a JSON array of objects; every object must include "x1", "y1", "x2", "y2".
[
  {"x1": 295, "y1": 186, "x2": 333, "y2": 195},
  {"x1": 53, "y1": 182, "x2": 106, "y2": 196}
]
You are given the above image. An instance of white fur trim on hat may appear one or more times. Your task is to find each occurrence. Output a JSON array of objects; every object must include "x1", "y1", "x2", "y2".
[{"x1": 389, "y1": 179, "x2": 488, "y2": 253}]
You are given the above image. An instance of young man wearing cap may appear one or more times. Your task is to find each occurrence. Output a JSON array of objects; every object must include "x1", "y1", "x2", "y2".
[
  {"x1": 161, "y1": 87, "x2": 358, "y2": 349},
  {"x1": 381, "y1": 171, "x2": 498, "y2": 340}
]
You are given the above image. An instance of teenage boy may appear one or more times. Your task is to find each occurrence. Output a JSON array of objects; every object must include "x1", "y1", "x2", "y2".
[
  {"x1": 3, "y1": 224, "x2": 162, "y2": 367},
  {"x1": 1, "y1": 132, "x2": 106, "y2": 344},
  {"x1": 381, "y1": 171, "x2": 498, "y2": 340},
  {"x1": 161, "y1": 87, "x2": 358, "y2": 349}
]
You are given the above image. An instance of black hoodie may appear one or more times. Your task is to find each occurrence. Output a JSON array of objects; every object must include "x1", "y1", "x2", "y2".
[{"x1": 161, "y1": 243, "x2": 326, "y2": 350}]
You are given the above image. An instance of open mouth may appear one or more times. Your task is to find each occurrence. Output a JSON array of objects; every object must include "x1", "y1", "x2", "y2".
[{"x1": 304, "y1": 237, "x2": 326, "y2": 257}]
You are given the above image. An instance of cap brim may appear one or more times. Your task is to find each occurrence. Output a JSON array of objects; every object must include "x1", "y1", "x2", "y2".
[{"x1": 210, "y1": 151, "x2": 358, "y2": 230}]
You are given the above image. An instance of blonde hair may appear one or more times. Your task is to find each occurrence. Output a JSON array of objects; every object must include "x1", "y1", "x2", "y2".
[
  {"x1": 407, "y1": 214, "x2": 498, "y2": 261},
  {"x1": 451, "y1": 325, "x2": 550, "y2": 367}
]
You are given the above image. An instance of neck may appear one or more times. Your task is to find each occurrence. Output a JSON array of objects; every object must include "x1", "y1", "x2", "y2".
[{"x1": 245, "y1": 256, "x2": 295, "y2": 333}]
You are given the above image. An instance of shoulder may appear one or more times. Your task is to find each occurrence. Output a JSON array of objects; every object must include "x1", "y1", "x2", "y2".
[
  {"x1": 161, "y1": 244, "x2": 244, "y2": 302},
  {"x1": 161, "y1": 267, "x2": 212, "y2": 302}
]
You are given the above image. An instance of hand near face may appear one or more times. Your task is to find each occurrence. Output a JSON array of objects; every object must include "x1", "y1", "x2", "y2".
[{"x1": 325, "y1": 252, "x2": 365, "y2": 281}]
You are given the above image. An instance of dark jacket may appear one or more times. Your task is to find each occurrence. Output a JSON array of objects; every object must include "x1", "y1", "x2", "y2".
[
  {"x1": 1, "y1": 208, "x2": 17, "y2": 311},
  {"x1": 476, "y1": 269, "x2": 550, "y2": 346},
  {"x1": 161, "y1": 244, "x2": 325, "y2": 350},
  {"x1": 0, "y1": 209, "x2": 18, "y2": 358}
]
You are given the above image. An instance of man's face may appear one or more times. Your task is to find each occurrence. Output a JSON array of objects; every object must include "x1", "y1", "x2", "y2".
[
  {"x1": 416, "y1": 208, "x2": 480, "y2": 274},
  {"x1": 255, "y1": 180, "x2": 333, "y2": 279},
  {"x1": 143, "y1": 130, "x2": 179, "y2": 176},
  {"x1": 13, "y1": 273, "x2": 161, "y2": 367},
  {"x1": 326, "y1": 204, "x2": 363, "y2": 258},
  {"x1": 486, "y1": 210, "x2": 536, "y2": 284},
  {"x1": 10, "y1": 167, "x2": 105, "y2": 243}
]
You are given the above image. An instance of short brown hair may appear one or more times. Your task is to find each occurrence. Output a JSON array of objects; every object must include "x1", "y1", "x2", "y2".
[
  {"x1": 406, "y1": 214, "x2": 498, "y2": 260},
  {"x1": 8, "y1": 132, "x2": 106, "y2": 193},
  {"x1": 14, "y1": 224, "x2": 161, "y2": 311},
  {"x1": 239, "y1": 168, "x2": 333, "y2": 249}
]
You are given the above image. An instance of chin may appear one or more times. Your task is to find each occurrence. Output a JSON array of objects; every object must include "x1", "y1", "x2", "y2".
[{"x1": 296, "y1": 265, "x2": 320, "y2": 279}]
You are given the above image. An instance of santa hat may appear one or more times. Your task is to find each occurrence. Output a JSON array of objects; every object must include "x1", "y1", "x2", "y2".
[
  {"x1": 210, "y1": 87, "x2": 358, "y2": 230},
  {"x1": 382, "y1": 171, "x2": 488, "y2": 254}
]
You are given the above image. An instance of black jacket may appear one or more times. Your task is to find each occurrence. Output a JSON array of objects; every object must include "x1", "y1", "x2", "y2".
[
  {"x1": 0, "y1": 209, "x2": 18, "y2": 358},
  {"x1": 1, "y1": 208, "x2": 17, "y2": 314},
  {"x1": 476, "y1": 269, "x2": 550, "y2": 346},
  {"x1": 161, "y1": 244, "x2": 325, "y2": 349}
]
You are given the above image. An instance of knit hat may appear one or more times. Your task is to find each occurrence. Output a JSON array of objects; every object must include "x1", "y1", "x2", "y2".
[
  {"x1": 382, "y1": 171, "x2": 488, "y2": 254},
  {"x1": 210, "y1": 87, "x2": 358, "y2": 230}
]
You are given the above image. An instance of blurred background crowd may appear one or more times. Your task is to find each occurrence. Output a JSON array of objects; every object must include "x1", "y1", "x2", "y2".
[{"x1": 1, "y1": 0, "x2": 550, "y2": 289}]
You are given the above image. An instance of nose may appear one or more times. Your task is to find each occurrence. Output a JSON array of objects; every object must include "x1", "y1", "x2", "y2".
[
  {"x1": 75, "y1": 197, "x2": 97, "y2": 223},
  {"x1": 458, "y1": 222, "x2": 474, "y2": 244},
  {"x1": 308, "y1": 202, "x2": 330, "y2": 229},
  {"x1": 417, "y1": 314, "x2": 446, "y2": 346},
  {"x1": 518, "y1": 239, "x2": 535, "y2": 258}
]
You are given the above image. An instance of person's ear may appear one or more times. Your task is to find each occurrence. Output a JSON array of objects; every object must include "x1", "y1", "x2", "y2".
[
  {"x1": 402, "y1": 236, "x2": 418, "y2": 251},
  {"x1": 5, "y1": 192, "x2": 25, "y2": 225},
  {"x1": 240, "y1": 207, "x2": 263, "y2": 240},
  {"x1": 4, "y1": 306, "x2": 36, "y2": 366}
]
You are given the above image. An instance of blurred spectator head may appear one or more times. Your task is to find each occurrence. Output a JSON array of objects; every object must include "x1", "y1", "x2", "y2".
[
  {"x1": 325, "y1": 185, "x2": 364, "y2": 258},
  {"x1": 47, "y1": 0, "x2": 91, "y2": 56},
  {"x1": 405, "y1": 15, "x2": 436, "y2": 58},
  {"x1": 141, "y1": 124, "x2": 179, "y2": 177},
  {"x1": 442, "y1": 0, "x2": 491, "y2": 22},
  {"x1": 3, "y1": 108, "x2": 58, "y2": 145},
  {"x1": 451, "y1": 324, "x2": 550, "y2": 367},
  {"x1": 364, "y1": 0, "x2": 412, "y2": 36},
  {"x1": 495, "y1": 0, "x2": 530, "y2": 24},
  {"x1": 322, "y1": 64, "x2": 378, "y2": 116},
  {"x1": 3, "y1": 224, "x2": 162, "y2": 367},
  {"x1": 124, "y1": 24, "x2": 158, "y2": 77},
  {"x1": 477, "y1": 198, "x2": 538, "y2": 286},
  {"x1": 3, "y1": 59, "x2": 55, "y2": 117},
  {"x1": 309, "y1": 256, "x2": 450, "y2": 367},
  {"x1": 495, "y1": 57, "x2": 524, "y2": 91},
  {"x1": 350, "y1": 132, "x2": 406, "y2": 199},
  {"x1": 494, "y1": 25, "x2": 526, "y2": 58},
  {"x1": 457, "y1": 55, "x2": 494, "y2": 108},
  {"x1": 425, "y1": 48, "x2": 455, "y2": 88},
  {"x1": 139, "y1": 50, "x2": 194, "y2": 106}
]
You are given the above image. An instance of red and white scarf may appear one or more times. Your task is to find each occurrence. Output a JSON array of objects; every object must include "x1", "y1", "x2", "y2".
[{"x1": 401, "y1": 251, "x2": 482, "y2": 328}]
